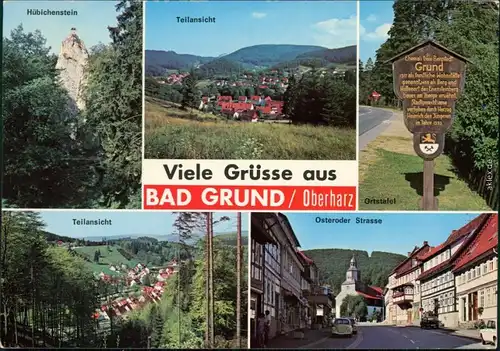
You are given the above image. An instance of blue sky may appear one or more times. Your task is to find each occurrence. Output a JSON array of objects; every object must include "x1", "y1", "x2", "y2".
[
  {"x1": 283, "y1": 212, "x2": 482, "y2": 255},
  {"x1": 146, "y1": 1, "x2": 357, "y2": 57},
  {"x1": 38, "y1": 211, "x2": 248, "y2": 238},
  {"x1": 3, "y1": 1, "x2": 118, "y2": 54},
  {"x1": 359, "y1": 0, "x2": 395, "y2": 63}
]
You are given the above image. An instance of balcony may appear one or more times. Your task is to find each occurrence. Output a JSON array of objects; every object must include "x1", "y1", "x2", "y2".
[
  {"x1": 251, "y1": 277, "x2": 264, "y2": 293},
  {"x1": 392, "y1": 291, "x2": 414, "y2": 304}
]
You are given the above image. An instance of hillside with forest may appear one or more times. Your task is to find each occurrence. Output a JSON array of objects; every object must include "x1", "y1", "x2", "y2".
[
  {"x1": 145, "y1": 44, "x2": 355, "y2": 76},
  {"x1": 303, "y1": 248, "x2": 407, "y2": 295},
  {"x1": 145, "y1": 50, "x2": 214, "y2": 75}
]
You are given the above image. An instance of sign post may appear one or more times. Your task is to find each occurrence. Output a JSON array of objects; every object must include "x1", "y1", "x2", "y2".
[{"x1": 388, "y1": 40, "x2": 469, "y2": 210}]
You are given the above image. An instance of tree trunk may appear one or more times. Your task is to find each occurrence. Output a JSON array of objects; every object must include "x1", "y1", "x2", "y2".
[{"x1": 14, "y1": 302, "x2": 18, "y2": 346}]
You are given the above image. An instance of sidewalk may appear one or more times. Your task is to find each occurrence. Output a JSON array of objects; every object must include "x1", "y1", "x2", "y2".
[
  {"x1": 439, "y1": 327, "x2": 482, "y2": 341},
  {"x1": 266, "y1": 328, "x2": 330, "y2": 349}
]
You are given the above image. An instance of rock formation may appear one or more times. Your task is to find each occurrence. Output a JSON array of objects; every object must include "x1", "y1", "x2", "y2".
[{"x1": 56, "y1": 28, "x2": 89, "y2": 112}]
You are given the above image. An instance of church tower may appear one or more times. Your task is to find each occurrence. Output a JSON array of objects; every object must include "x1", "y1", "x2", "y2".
[
  {"x1": 335, "y1": 254, "x2": 362, "y2": 318},
  {"x1": 345, "y1": 255, "x2": 360, "y2": 282}
]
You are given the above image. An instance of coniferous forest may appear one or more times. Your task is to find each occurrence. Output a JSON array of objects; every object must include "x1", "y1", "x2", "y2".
[
  {"x1": 0, "y1": 212, "x2": 247, "y2": 348},
  {"x1": 2, "y1": 0, "x2": 142, "y2": 209}
]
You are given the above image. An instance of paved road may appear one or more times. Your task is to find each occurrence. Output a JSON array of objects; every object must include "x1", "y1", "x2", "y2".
[
  {"x1": 358, "y1": 106, "x2": 393, "y2": 151},
  {"x1": 359, "y1": 106, "x2": 393, "y2": 136},
  {"x1": 311, "y1": 326, "x2": 485, "y2": 349}
]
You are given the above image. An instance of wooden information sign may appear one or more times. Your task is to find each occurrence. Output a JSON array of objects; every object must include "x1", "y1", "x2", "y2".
[{"x1": 388, "y1": 40, "x2": 469, "y2": 210}]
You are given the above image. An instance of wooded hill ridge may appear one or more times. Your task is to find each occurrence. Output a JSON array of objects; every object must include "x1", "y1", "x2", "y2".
[
  {"x1": 303, "y1": 248, "x2": 407, "y2": 295},
  {"x1": 42, "y1": 230, "x2": 248, "y2": 244},
  {"x1": 145, "y1": 44, "x2": 356, "y2": 75}
]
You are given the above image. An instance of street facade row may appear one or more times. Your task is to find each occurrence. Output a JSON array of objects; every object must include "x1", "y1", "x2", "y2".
[
  {"x1": 384, "y1": 213, "x2": 498, "y2": 329},
  {"x1": 250, "y1": 213, "x2": 334, "y2": 342}
]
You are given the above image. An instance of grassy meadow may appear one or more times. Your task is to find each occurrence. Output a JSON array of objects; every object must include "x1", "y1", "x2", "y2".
[{"x1": 144, "y1": 100, "x2": 356, "y2": 160}]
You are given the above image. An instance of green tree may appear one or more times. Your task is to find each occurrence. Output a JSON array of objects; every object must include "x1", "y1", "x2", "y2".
[
  {"x1": 282, "y1": 74, "x2": 297, "y2": 117},
  {"x1": 429, "y1": 1, "x2": 499, "y2": 172},
  {"x1": 150, "y1": 306, "x2": 164, "y2": 347},
  {"x1": 364, "y1": 57, "x2": 374, "y2": 71},
  {"x1": 2, "y1": 26, "x2": 94, "y2": 208},
  {"x1": 181, "y1": 68, "x2": 200, "y2": 109},
  {"x1": 340, "y1": 295, "x2": 368, "y2": 320},
  {"x1": 82, "y1": 0, "x2": 143, "y2": 209}
]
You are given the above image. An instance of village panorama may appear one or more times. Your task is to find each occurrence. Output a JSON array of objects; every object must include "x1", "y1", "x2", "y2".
[{"x1": 144, "y1": 1, "x2": 358, "y2": 160}]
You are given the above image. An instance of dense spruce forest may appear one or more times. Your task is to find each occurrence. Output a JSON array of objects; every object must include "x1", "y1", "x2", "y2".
[
  {"x1": 303, "y1": 249, "x2": 407, "y2": 295},
  {"x1": 359, "y1": 0, "x2": 498, "y2": 199}
]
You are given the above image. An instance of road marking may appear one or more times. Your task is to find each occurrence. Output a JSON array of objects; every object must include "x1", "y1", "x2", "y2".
[
  {"x1": 346, "y1": 331, "x2": 363, "y2": 349},
  {"x1": 298, "y1": 335, "x2": 330, "y2": 349},
  {"x1": 410, "y1": 339, "x2": 416, "y2": 344}
]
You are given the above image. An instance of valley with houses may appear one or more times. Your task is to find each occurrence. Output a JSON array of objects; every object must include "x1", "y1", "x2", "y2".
[
  {"x1": 145, "y1": 31, "x2": 357, "y2": 160},
  {"x1": 0, "y1": 212, "x2": 247, "y2": 349}
]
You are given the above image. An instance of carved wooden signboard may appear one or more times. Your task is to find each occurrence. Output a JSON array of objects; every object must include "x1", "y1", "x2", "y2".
[
  {"x1": 388, "y1": 41, "x2": 469, "y2": 210},
  {"x1": 390, "y1": 40, "x2": 468, "y2": 160}
]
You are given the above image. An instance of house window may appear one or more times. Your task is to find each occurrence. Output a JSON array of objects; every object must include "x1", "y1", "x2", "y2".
[
  {"x1": 489, "y1": 261, "x2": 494, "y2": 270},
  {"x1": 472, "y1": 269, "x2": 476, "y2": 279},
  {"x1": 494, "y1": 258, "x2": 497, "y2": 270},
  {"x1": 486, "y1": 289, "x2": 491, "y2": 306},
  {"x1": 480, "y1": 291, "x2": 485, "y2": 307},
  {"x1": 475, "y1": 267, "x2": 480, "y2": 277},
  {"x1": 468, "y1": 271, "x2": 471, "y2": 280},
  {"x1": 483, "y1": 264, "x2": 487, "y2": 274}
]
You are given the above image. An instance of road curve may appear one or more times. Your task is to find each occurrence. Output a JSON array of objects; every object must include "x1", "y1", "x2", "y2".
[{"x1": 359, "y1": 106, "x2": 393, "y2": 136}]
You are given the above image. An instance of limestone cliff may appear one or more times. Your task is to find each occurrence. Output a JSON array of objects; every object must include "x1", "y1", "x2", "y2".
[{"x1": 56, "y1": 28, "x2": 89, "y2": 112}]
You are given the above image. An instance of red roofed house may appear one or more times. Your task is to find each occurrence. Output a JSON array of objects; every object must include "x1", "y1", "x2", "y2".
[
  {"x1": 453, "y1": 214, "x2": 497, "y2": 326},
  {"x1": 335, "y1": 255, "x2": 384, "y2": 319},
  {"x1": 251, "y1": 95, "x2": 262, "y2": 103},
  {"x1": 416, "y1": 214, "x2": 491, "y2": 328},
  {"x1": 384, "y1": 241, "x2": 432, "y2": 325}
]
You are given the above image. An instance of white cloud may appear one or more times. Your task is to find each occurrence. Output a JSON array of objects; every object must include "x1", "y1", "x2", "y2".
[
  {"x1": 366, "y1": 14, "x2": 377, "y2": 22},
  {"x1": 311, "y1": 15, "x2": 357, "y2": 47},
  {"x1": 360, "y1": 23, "x2": 392, "y2": 42},
  {"x1": 251, "y1": 12, "x2": 267, "y2": 19}
]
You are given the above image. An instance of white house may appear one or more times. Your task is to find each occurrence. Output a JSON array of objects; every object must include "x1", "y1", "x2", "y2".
[
  {"x1": 453, "y1": 214, "x2": 498, "y2": 327},
  {"x1": 417, "y1": 214, "x2": 489, "y2": 328}
]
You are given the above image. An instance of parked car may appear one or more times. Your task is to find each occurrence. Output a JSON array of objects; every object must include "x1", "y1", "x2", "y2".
[
  {"x1": 345, "y1": 317, "x2": 358, "y2": 334},
  {"x1": 480, "y1": 320, "x2": 497, "y2": 347},
  {"x1": 420, "y1": 312, "x2": 439, "y2": 329},
  {"x1": 332, "y1": 318, "x2": 353, "y2": 337}
]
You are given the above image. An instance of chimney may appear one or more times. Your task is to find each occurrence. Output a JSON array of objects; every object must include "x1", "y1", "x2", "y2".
[{"x1": 423, "y1": 241, "x2": 428, "y2": 246}]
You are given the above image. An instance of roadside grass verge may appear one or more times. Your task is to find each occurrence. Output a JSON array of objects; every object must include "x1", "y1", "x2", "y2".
[
  {"x1": 359, "y1": 146, "x2": 491, "y2": 211},
  {"x1": 145, "y1": 100, "x2": 356, "y2": 160}
]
